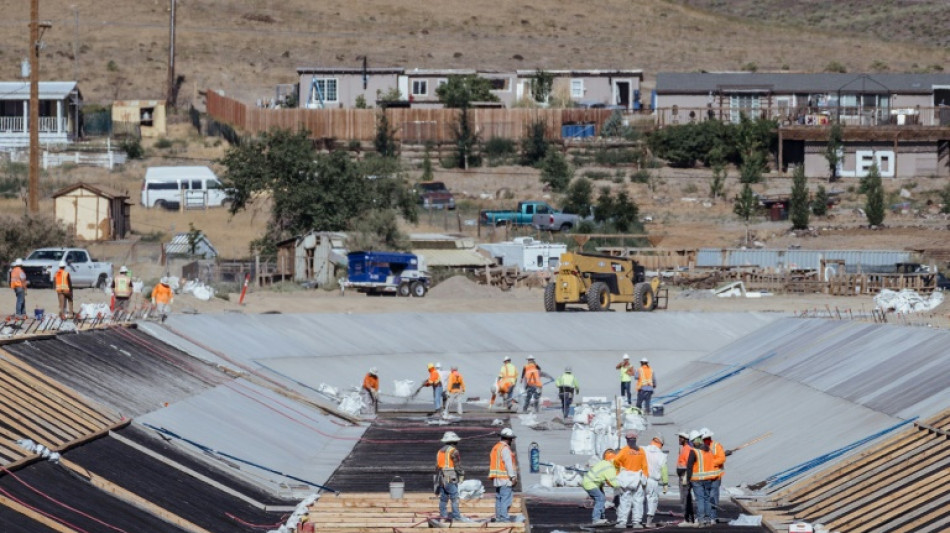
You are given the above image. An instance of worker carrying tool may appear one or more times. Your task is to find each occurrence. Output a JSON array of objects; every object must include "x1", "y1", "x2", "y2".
[
  {"x1": 633, "y1": 357, "x2": 656, "y2": 415},
  {"x1": 613, "y1": 430, "x2": 650, "y2": 529},
  {"x1": 436, "y1": 431, "x2": 464, "y2": 521},
  {"x1": 361, "y1": 368, "x2": 379, "y2": 415},
  {"x1": 489, "y1": 428, "x2": 518, "y2": 523},
  {"x1": 415, "y1": 363, "x2": 444, "y2": 412},
  {"x1": 9, "y1": 258, "x2": 27, "y2": 318},
  {"x1": 55, "y1": 261, "x2": 75, "y2": 319},
  {"x1": 112, "y1": 266, "x2": 133, "y2": 312},
  {"x1": 443, "y1": 366, "x2": 466, "y2": 417},
  {"x1": 642, "y1": 434, "x2": 669, "y2": 528},
  {"x1": 521, "y1": 355, "x2": 543, "y2": 414},
  {"x1": 582, "y1": 448, "x2": 620, "y2": 525},
  {"x1": 616, "y1": 353, "x2": 634, "y2": 405},
  {"x1": 491, "y1": 356, "x2": 518, "y2": 411},
  {"x1": 554, "y1": 366, "x2": 579, "y2": 419},
  {"x1": 151, "y1": 277, "x2": 174, "y2": 323},
  {"x1": 700, "y1": 427, "x2": 726, "y2": 521},
  {"x1": 675, "y1": 429, "x2": 696, "y2": 524}
]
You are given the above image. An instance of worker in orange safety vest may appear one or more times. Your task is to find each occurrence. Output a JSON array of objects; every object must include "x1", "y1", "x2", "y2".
[
  {"x1": 676, "y1": 429, "x2": 696, "y2": 524},
  {"x1": 361, "y1": 367, "x2": 379, "y2": 415},
  {"x1": 443, "y1": 366, "x2": 466, "y2": 417},
  {"x1": 685, "y1": 430, "x2": 722, "y2": 527},
  {"x1": 489, "y1": 428, "x2": 518, "y2": 522},
  {"x1": 521, "y1": 355, "x2": 543, "y2": 413},
  {"x1": 55, "y1": 261, "x2": 74, "y2": 318},
  {"x1": 633, "y1": 357, "x2": 656, "y2": 415},
  {"x1": 420, "y1": 363, "x2": 444, "y2": 412},
  {"x1": 9, "y1": 258, "x2": 27, "y2": 317},
  {"x1": 151, "y1": 277, "x2": 174, "y2": 323},
  {"x1": 435, "y1": 431, "x2": 464, "y2": 520},
  {"x1": 613, "y1": 430, "x2": 651, "y2": 528}
]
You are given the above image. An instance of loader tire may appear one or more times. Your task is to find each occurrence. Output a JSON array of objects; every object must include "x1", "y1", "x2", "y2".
[
  {"x1": 586, "y1": 282, "x2": 611, "y2": 312},
  {"x1": 544, "y1": 283, "x2": 565, "y2": 312},
  {"x1": 634, "y1": 282, "x2": 654, "y2": 311}
]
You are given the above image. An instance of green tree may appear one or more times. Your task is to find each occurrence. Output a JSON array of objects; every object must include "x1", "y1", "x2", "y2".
[
  {"x1": 940, "y1": 183, "x2": 950, "y2": 214},
  {"x1": 436, "y1": 75, "x2": 499, "y2": 108},
  {"x1": 0, "y1": 214, "x2": 73, "y2": 263},
  {"x1": 354, "y1": 94, "x2": 368, "y2": 109},
  {"x1": 790, "y1": 164, "x2": 810, "y2": 230},
  {"x1": 562, "y1": 177, "x2": 593, "y2": 217},
  {"x1": 374, "y1": 109, "x2": 398, "y2": 158},
  {"x1": 520, "y1": 118, "x2": 550, "y2": 166},
  {"x1": 186, "y1": 223, "x2": 202, "y2": 255},
  {"x1": 448, "y1": 107, "x2": 481, "y2": 169},
  {"x1": 739, "y1": 155, "x2": 764, "y2": 184},
  {"x1": 612, "y1": 190, "x2": 639, "y2": 233},
  {"x1": 863, "y1": 163, "x2": 885, "y2": 226},
  {"x1": 825, "y1": 122, "x2": 843, "y2": 182},
  {"x1": 593, "y1": 186, "x2": 614, "y2": 225},
  {"x1": 812, "y1": 184, "x2": 829, "y2": 216},
  {"x1": 709, "y1": 164, "x2": 726, "y2": 200},
  {"x1": 538, "y1": 146, "x2": 572, "y2": 193},
  {"x1": 530, "y1": 69, "x2": 554, "y2": 103},
  {"x1": 733, "y1": 183, "x2": 759, "y2": 244},
  {"x1": 420, "y1": 148, "x2": 434, "y2": 182}
]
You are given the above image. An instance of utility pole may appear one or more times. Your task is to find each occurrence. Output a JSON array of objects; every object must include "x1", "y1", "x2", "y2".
[
  {"x1": 166, "y1": 0, "x2": 177, "y2": 108},
  {"x1": 28, "y1": 0, "x2": 40, "y2": 214}
]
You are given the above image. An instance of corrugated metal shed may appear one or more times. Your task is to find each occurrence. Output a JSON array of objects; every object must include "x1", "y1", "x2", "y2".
[
  {"x1": 695, "y1": 248, "x2": 912, "y2": 271},
  {"x1": 165, "y1": 232, "x2": 218, "y2": 258}
]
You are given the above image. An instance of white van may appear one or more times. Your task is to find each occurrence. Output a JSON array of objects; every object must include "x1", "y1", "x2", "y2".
[{"x1": 141, "y1": 166, "x2": 229, "y2": 209}]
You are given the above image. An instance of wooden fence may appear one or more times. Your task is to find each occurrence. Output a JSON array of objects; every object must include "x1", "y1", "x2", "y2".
[{"x1": 206, "y1": 90, "x2": 615, "y2": 142}]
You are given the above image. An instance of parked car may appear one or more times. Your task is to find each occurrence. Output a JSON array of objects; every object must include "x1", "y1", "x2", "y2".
[
  {"x1": 479, "y1": 201, "x2": 561, "y2": 226},
  {"x1": 532, "y1": 207, "x2": 592, "y2": 232},
  {"x1": 141, "y1": 166, "x2": 230, "y2": 210},
  {"x1": 416, "y1": 181, "x2": 456, "y2": 210},
  {"x1": 20, "y1": 247, "x2": 113, "y2": 289}
]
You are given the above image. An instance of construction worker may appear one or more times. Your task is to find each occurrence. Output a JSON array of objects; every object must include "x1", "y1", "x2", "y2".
[
  {"x1": 361, "y1": 368, "x2": 379, "y2": 415},
  {"x1": 151, "y1": 278, "x2": 174, "y2": 322},
  {"x1": 444, "y1": 366, "x2": 466, "y2": 417},
  {"x1": 490, "y1": 377, "x2": 514, "y2": 411},
  {"x1": 436, "y1": 431, "x2": 464, "y2": 520},
  {"x1": 685, "y1": 429, "x2": 722, "y2": 527},
  {"x1": 9, "y1": 258, "x2": 27, "y2": 317},
  {"x1": 521, "y1": 355, "x2": 542, "y2": 413},
  {"x1": 495, "y1": 356, "x2": 518, "y2": 410},
  {"x1": 55, "y1": 260, "x2": 74, "y2": 319},
  {"x1": 633, "y1": 357, "x2": 656, "y2": 415},
  {"x1": 642, "y1": 435, "x2": 669, "y2": 528},
  {"x1": 616, "y1": 354, "x2": 634, "y2": 405},
  {"x1": 613, "y1": 430, "x2": 650, "y2": 529},
  {"x1": 489, "y1": 428, "x2": 518, "y2": 522},
  {"x1": 581, "y1": 448, "x2": 619, "y2": 525},
  {"x1": 112, "y1": 266, "x2": 133, "y2": 313},
  {"x1": 422, "y1": 363, "x2": 444, "y2": 412},
  {"x1": 675, "y1": 430, "x2": 696, "y2": 524},
  {"x1": 554, "y1": 366, "x2": 579, "y2": 419},
  {"x1": 701, "y1": 427, "x2": 726, "y2": 521}
]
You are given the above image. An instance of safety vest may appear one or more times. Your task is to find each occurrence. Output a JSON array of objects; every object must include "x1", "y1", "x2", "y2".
[
  {"x1": 524, "y1": 365, "x2": 542, "y2": 387},
  {"x1": 55, "y1": 269, "x2": 70, "y2": 293},
  {"x1": 636, "y1": 365, "x2": 653, "y2": 390},
  {"x1": 619, "y1": 362, "x2": 632, "y2": 383},
  {"x1": 496, "y1": 378, "x2": 512, "y2": 394},
  {"x1": 499, "y1": 362, "x2": 517, "y2": 385},
  {"x1": 582, "y1": 459, "x2": 618, "y2": 491},
  {"x1": 555, "y1": 373, "x2": 577, "y2": 391},
  {"x1": 448, "y1": 371, "x2": 465, "y2": 392},
  {"x1": 363, "y1": 374, "x2": 379, "y2": 391},
  {"x1": 709, "y1": 440, "x2": 726, "y2": 470},
  {"x1": 489, "y1": 442, "x2": 516, "y2": 479},
  {"x1": 114, "y1": 274, "x2": 132, "y2": 297},
  {"x1": 152, "y1": 283, "x2": 173, "y2": 304},
  {"x1": 10, "y1": 266, "x2": 25, "y2": 289},
  {"x1": 427, "y1": 368, "x2": 441, "y2": 386},
  {"x1": 677, "y1": 443, "x2": 692, "y2": 469},
  {"x1": 437, "y1": 445, "x2": 457, "y2": 469},
  {"x1": 690, "y1": 448, "x2": 722, "y2": 481}
]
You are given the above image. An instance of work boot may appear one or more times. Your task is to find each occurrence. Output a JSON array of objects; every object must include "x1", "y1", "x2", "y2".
[
  {"x1": 645, "y1": 515, "x2": 654, "y2": 527},
  {"x1": 630, "y1": 523, "x2": 643, "y2": 529}
]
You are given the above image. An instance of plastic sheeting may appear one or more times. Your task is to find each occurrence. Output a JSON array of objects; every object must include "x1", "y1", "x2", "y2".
[
  {"x1": 458, "y1": 479, "x2": 485, "y2": 500},
  {"x1": 269, "y1": 493, "x2": 319, "y2": 533},
  {"x1": 728, "y1": 514, "x2": 763, "y2": 526},
  {"x1": 874, "y1": 289, "x2": 944, "y2": 314},
  {"x1": 181, "y1": 280, "x2": 216, "y2": 301},
  {"x1": 79, "y1": 302, "x2": 112, "y2": 319},
  {"x1": 393, "y1": 380, "x2": 415, "y2": 398},
  {"x1": 337, "y1": 392, "x2": 363, "y2": 416}
]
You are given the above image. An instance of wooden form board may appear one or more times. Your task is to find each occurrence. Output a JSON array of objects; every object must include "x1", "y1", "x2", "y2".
[
  {"x1": 306, "y1": 492, "x2": 527, "y2": 533},
  {"x1": 747, "y1": 410, "x2": 950, "y2": 533}
]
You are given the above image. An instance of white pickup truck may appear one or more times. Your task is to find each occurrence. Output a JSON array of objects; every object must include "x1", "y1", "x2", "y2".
[{"x1": 20, "y1": 247, "x2": 113, "y2": 289}]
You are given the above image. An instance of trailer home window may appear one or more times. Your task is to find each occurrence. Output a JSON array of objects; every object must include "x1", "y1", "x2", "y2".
[
  {"x1": 312, "y1": 78, "x2": 338, "y2": 103},
  {"x1": 412, "y1": 80, "x2": 428, "y2": 96}
]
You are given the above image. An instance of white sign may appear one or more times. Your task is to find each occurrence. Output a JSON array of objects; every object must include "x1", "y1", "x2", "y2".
[{"x1": 838, "y1": 150, "x2": 895, "y2": 178}]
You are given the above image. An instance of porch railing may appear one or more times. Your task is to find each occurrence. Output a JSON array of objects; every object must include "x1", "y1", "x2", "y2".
[
  {"x1": 0, "y1": 116, "x2": 23, "y2": 132},
  {"x1": 0, "y1": 116, "x2": 63, "y2": 133}
]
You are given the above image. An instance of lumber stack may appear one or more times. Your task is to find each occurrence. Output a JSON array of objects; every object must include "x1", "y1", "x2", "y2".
[{"x1": 303, "y1": 492, "x2": 527, "y2": 533}]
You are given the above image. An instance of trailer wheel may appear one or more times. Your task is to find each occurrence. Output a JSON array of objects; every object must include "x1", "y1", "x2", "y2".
[
  {"x1": 544, "y1": 283, "x2": 565, "y2": 312},
  {"x1": 397, "y1": 283, "x2": 411, "y2": 297},
  {"x1": 634, "y1": 282, "x2": 654, "y2": 311},
  {"x1": 586, "y1": 282, "x2": 611, "y2": 312},
  {"x1": 410, "y1": 281, "x2": 427, "y2": 297}
]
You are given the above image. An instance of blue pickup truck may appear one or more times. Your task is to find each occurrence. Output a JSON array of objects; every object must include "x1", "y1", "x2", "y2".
[
  {"x1": 479, "y1": 201, "x2": 563, "y2": 227},
  {"x1": 344, "y1": 251, "x2": 430, "y2": 297}
]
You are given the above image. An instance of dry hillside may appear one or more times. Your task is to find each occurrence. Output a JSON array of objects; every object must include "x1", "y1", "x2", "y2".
[{"x1": 1, "y1": 0, "x2": 948, "y2": 105}]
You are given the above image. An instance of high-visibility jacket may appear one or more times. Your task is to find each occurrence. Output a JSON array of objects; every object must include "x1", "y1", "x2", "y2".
[
  {"x1": 489, "y1": 442, "x2": 516, "y2": 480},
  {"x1": 427, "y1": 368, "x2": 441, "y2": 386},
  {"x1": 689, "y1": 447, "x2": 722, "y2": 481},
  {"x1": 618, "y1": 361, "x2": 633, "y2": 383},
  {"x1": 113, "y1": 274, "x2": 132, "y2": 297},
  {"x1": 708, "y1": 440, "x2": 726, "y2": 471},
  {"x1": 677, "y1": 443, "x2": 692, "y2": 469},
  {"x1": 152, "y1": 283, "x2": 173, "y2": 304},
  {"x1": 362, "y1": 374, "x2": 379, "y2": 391},
  {"x1": 448, "y1": 370, "x2": 465, "y2": 392},
  {"x1": 499, "y1": 362, "x2": 517, "y2": 385},
  {"x1": 636, "y1": 365, "x2": 654, "y2": 391},
  {"x1": 554, "y1": 372, "x2": 578, "y2": 392},
  {"x1": 10, "y1": 266, "x2": 25, "y2": 289},
  {"x1": 437, "y1": 445, "x2": 459, "y2": 469},
  {"x1": 524, "y1": 364, "x2": 542, "y2": 387},
  {"x1": 55, "y1": 269, "x2": 71, "y2": 294},
  {"x1": 582, "y1": 459, "x2": 618, "y2": 491},
  {"x1": 613, "y1": 445, "x2": 650, "y2": 477},
  {"x1": 496, "y1": 378, "x2": 512, "y2": 394}
]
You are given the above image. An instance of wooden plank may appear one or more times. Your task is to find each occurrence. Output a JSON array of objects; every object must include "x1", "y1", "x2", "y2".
[
  {"x1": 0, "y1": 493, "x2": 77, "y2": 532},
  {"x1": 0, "y1": 364, "x2": 92, "y2": 440},
  {"x1": 313, "y1": 523, "x2": 525, "y2": 529},
  {"x1": 312, "y1": 528, "x2": 520, "y2": 533}
]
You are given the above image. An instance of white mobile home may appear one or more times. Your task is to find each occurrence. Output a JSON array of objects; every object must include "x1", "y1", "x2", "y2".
[{"x1": 479, "y1": 237, "x2": 567, "y2": 272}]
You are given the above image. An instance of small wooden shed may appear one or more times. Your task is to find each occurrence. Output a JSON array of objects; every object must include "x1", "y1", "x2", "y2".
[
  {"x1": 112, "y1": 99, "x2": 167, "y2": 137},
  {"x1": 53, "y1": 183, "x2": 131, "y2": 241}
]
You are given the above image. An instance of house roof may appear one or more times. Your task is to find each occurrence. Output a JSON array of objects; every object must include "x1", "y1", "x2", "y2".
[
  {"x1": 297, "y1": 67, "x2": 404, "y2": 75},
  {"x1": 655, "y1": 72, "x2": 950, "y2": 94},
  {"x1": 517, "y1": 69, "x2": 644, "y2": 78},
  {"x1": 51, "y1": 182, "x2": 130, "y2": 200},
  {"x1": 0, "y1": 81, "x2": 79, "y2": 100}
]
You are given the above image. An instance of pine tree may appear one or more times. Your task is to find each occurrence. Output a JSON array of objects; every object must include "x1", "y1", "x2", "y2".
[
  {"x1": 864, "y1": 163, "x2": 885, "y2": 226},
  {"x1": 733, "y1": 183, "x2": 758, "y2": 245},
  {"x1": 811, "y1": 185, "x2": 829, "y2": 216},
  {"x1": 790, "y1": 164, "x2": 810, "y2": 230}
]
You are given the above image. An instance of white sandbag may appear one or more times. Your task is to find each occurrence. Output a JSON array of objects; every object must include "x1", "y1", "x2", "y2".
[
  {"x1": 392, "y1": 379, "x2": 415, "y2": 398},
  {"x1": 458, "y1": 479, "x2": 484, "y2": 500},
  {"x1": 590, "y1": 410, "x2": 615, "y2": 433},
  {"x1": 78, "y1": 302, "x2": 112, "y2": 319},
  {"x1": 551, "y1": 464, "x2": 583, "y2": 487},
  {"x1": 615, "y1": 470, "x2": 644, "y2": 490},
  {"x1": 132, "y1": 280, "x2": 144, "y2": 293},
  {"x1": 594, "y1": 429, "x2": 618, "y2": 459},
  {"x1": 337, "y1": 392, "x2": 363, "y2": 416},
  {"x1": 518, "y1": 413, "x2": 539, "y2": 427},
  {"x1": 874, "y1": 288, "x2": 944, "y2": 314},
  {"x1": 317, "y1": 383, "x2": 339, "y2": 399},
  {"x1": 570, "y1": 424, "x2": 595, "y2": 455},
  {"x1": 623, "y1": 410, "x2": 647, "y2": 433},
  {"x1": 573, "y1": 404, "x2": 594, "y2": 424},
  {"x1": 728, "y1": 514, "x2": 763, "y2": 526}
]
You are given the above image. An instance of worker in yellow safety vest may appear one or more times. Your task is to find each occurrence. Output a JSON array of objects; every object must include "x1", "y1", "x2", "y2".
[
  {"x1": 436, "y1": 431, "x2": 464, "y2": 520},
  {"x1": 9, "y1": 258, "x2": 27, "y2": 317},
  {"x1": 582, "y1": 448, "x2": 619, "y2": 525},
  {"x1": 616, "y1": 353, "x2": 634, "y2": 405},
  {"x1": 55, "y1": 261, "x2": 74, "y2": 319},
  {"x1": 634, "y1": 357, "x2": 656, "y2": 415},
  {"x1": 443, "y1": 366, "x2": 466, "y2": 417},
  {"x1": 488, "y1": 428, "x2": 518, "y2": 522},
  {"x1": 112, "y1": 266, "x2": 133, "y2": 312},
  {"x1": 495, "y1": 356, "x2": 518, "y2": 410}
]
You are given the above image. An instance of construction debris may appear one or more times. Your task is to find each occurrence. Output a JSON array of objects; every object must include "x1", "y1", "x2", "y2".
[{"x1": 874, "y1": 288, "x2": 944, "y2": 314}]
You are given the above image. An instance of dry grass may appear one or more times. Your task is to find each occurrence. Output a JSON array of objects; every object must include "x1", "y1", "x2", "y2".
[{"x1": 1, "y1": 1, "x2": 948, "y2": 106}]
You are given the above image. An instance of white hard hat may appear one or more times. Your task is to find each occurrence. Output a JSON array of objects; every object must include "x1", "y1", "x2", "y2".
[
  {"x1": 435, "y1": 362, "x2": 442, "y2": 369},
  {"x1": 369, "y1": 367, "x2": 378, "y2": 375},
  {"x1": 13, "y1": 258, "x2": 22, "y2": 266},
  {"x1": 119, "y1": 266, "x2": 128, "y2": 273},
  {"x1": 640, "y1": 357, "x2": 649, "y2": 363},
  {"x1": 652, "y1": 434, "x2": 665, "y2": 446},
  {"x1": 160, "y1": 277, "x2": 169, "y2": 284},
  {"x1": 677, "y1": 429, "x2": 690, "y2": 439},
  {"x1": 689, "y1": 430, "x2": 702, "y2": 442},
  {"x1": 499, "y1": 427, "x2": 516, "y2": 439},
  {"x1": 441, "y1": 431, "x2": 461, "y2": 443},
  {"x1": 503, "y1": 356, "x2": 511, "y2": 362},
  {"x1": 58, "y1": 260, "x2": 67, "y2": 267},
  {"x1": 622, "y1": 354, "x2": 630, "y2": 360},
  {"x1": 700, "y1": 427, "x2": 713, "y2": 439},
  {"x1": 625, "y1": 430, "x2": 639, "y2": 439},
  {"x1": 527, "y1": 355, "x2": 535, "y2": 360},
  {"x1": 565, "y1": 366, "x2": 572, "y2": 372}
]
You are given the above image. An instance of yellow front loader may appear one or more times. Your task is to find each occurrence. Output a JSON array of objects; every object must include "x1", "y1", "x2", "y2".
[{"x1": 543, "y1": 252, "x2": 667, "y2": 312}]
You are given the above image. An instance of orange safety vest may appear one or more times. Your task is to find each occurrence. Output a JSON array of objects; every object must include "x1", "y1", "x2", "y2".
[
  {"x1": 613, "y1": 446, "x2": 650, "y2": 477},
  {"x1": 363, "y1": 374, "x2": 379, "y2": 391},
  {"x1": 524, "y1": 365, "x2": 542, "y2": 387},
  {"x1": 55, "y1": 269, "x2": 71, "y2": 294},
  {"x1": 448, "y1": 371, "x2": 465, "y2": 392},
  {"x1": 708, "y1": 440, "x2": 726, "y2": 470},
  {"x1": 690, "y1": 447, "x2": 722, "y2": 481},
  {"x1": 427, "y1": 368, "x2": 441, "y2": 386},
  {"x1": 114, "y1": 274, "x2": 132, "y2": 297},
  {"x1": 489, "y1": 441, "x2": 516, "y2": 480},
  {"x1": 10, "y1": 266, "x2": 25, "y2": 289},
  {"x1": 437, "y1": 445, "x2": 458, "y2": 469},
  {"x1": 499, "y1": 362, "x2": 517, "y2": 385},
  {"x1": 677, "y1": 444, "x2": 692, "y2": 469},
  {"x1": 496, "y1": 378, "x2": 512, "y2": 394},
  {"x1": 152, "y1": 283, "x2": 173, "y2": 304},
  {"x1": 636, "y1": 365, "x2": 653, "y2": 390}
]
